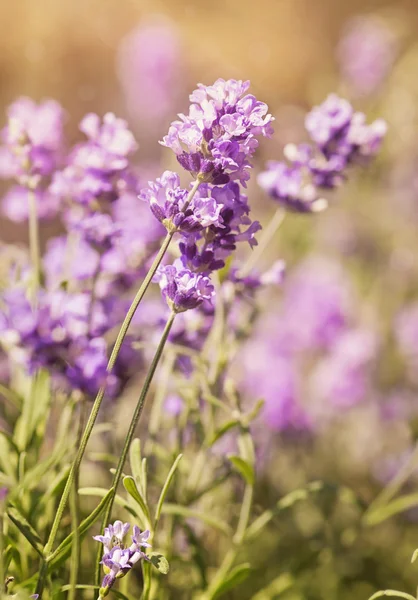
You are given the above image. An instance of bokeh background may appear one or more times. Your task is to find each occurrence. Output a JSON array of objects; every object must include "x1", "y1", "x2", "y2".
[{"x1": 3, "y1": 0, "x2": 418, "y2": 598}]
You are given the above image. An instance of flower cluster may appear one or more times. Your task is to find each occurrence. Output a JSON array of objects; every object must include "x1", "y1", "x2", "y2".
[
  {"x1": 258, "y1": 94, "x2": 386, "y2": 212},
  {"x1": 0, "y1": 288, "x2": 136, "y2": 397},
  {"x1": 161, "y1": 78, "x2": 273, "y2": 185},
  {"x1": 94, "y1": 521, "x2": 151, "y2": 598},
  {"x1": 0, "y1": 97, "x2": 65, "y2": 220},
  {"x1": 142, "y1": 79, "x2": 271, "y2": 313}
]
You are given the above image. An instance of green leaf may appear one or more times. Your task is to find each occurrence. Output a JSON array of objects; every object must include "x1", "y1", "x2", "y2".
[
  {"x1": 0, "y1": 432, "x2": 17, "y2": 481},
  {"x1": 154, "y1": 454, "x2": 183, "y2": 526},
  {"x1": 78, "y1": 487, "x2": 138, "y2": 518},
  {"x1": 60, "y1": 584, "x2": 130, "y2": 599},
  {"x1": 252, "y1": 573, "x2": 294, "y2": 599},
  {"x1": 123, "y1": 476, "x2": 151, "y2": 525},
  {"x1": 14, "y1": 369, "x2": 50, "y2": 450},
  {"x1": 212, "y1": 563, "x2": 251, "y2": 599},
  {"x1": 7, "y1": 506, "x2": 44, "y2": 557},
  {"x1": 149, "y1": 552, "x2": 170, "y2": 574},
  {"x1": 47, "y1": 487, "x2": 114, "y2": 570},
  {"x1": 129, "y1": 438, "x2": 145, "y2": 494},
  {"x1": 411, "y1": 548, "x2": 418, "y2": 563},
  {"x1": 367, "y1": 591, "x2": 416, "y2": 600},
  {"x1": 365, "y1": 493, "x2": 418, "y2": 526},
  {"x1": 208, "y1": 421, "x2": 239, "y2": 446},
  {"x1": 161, "y1": 503, "x2": 232, "y2": 536},
  {"x1": 228, "y1": 455, "x2": 255, "y2": 485}
]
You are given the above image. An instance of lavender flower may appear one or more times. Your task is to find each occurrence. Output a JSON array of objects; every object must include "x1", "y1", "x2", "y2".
[
  {"x1": 0, "y1": 97, "x2": 65, "y2": 182},
  {"x1": 161, "y1": 78, "x2": 273, "y2": 184},
  {"x1": 305, "y1": 94, "x2": 387, "y2": 163},
  {"x1": 117, "y1": 18, "x2": 183, "y2": 124},
  {"x1": 257, "y1": 161, "x2": 328, "y2": 213},
  {"x1": 337, "y1": 16, "x2": 398, "y2": 96},
  {"x1": 50, "y1": 112, "x2": 138, "y2": 208},
  {"x1": 156, "y1": 262, "x2": 215, "y2": 313},
  {"x1": 94, "y1": 522, "x2": 151, "y2": 598},
  {"x1": 258, "y1": 94, "x2": 386, "y2": 211},
  {"x1": 0, "y1": 288, "x2": 116, "y2": 397}
]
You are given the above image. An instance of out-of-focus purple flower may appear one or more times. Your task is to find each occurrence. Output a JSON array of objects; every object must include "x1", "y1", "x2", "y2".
[
  {"x1": 0, "y1": 97, "x2": 65, "y2": 182},
  {"x1": 164, "y1": 393, "x2": 184, "y2": 416},
  {"x1": 0, "y1": 288, "x2": 114, "y2": 397},
  {"x1": 310, "y1": 328, "x2": 378, "y2": 410},
  {"x1": 0, "y1": 487, "x2": 8, "y2": 502},
  {"x1": 50, "y1": 112, "x2": 138, "y2": 208},
  {"x1": 305, "y1": 94, "x2": 387, "y2": 163},
  {"x1": 280, "y1": 257, "x2": 353, "y2": 352},
  {"x1": 161, "y1": 78, "x2": 273, "y2": 184},
  {"x1": 337, "y1": 16, "x2": 398, "y2": 96},
  {"x1": 156, "y1": 262, "x2": 215, "y2": 313},
  {"x1": 117, "y1": 18, "x2": 183, "y2": 124},
  {"x1": 1, "y1": 185, "x2": 61, "y2": 222},
  {"x1": 395, "y1": 303, "x2": 418, "y2": 383},
  {"x1": 73, "y1": 212, "x2": 122, "y2": 250},
  {"x1": 259, "y1": 94, "x2": 386, "y2": 211},
  {"x1": 94, "y1": 522, "x2": 151, "y2": 597},
  {"x1": 43, "y1": 235, "x2": 100, "y2": 285},
  {"x1": 240, "y1": 337, "x2": 310, "y2": 432},
  {"x1": 257, "y1": 161, "x2": 328, "y2": 213}
]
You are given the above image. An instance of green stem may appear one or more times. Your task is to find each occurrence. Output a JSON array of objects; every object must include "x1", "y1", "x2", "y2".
[
  {"x1": 35, "y1": 233, "x2": 174, "y2": 598},
  {"x1": 28, "y1": 187, "x2": 41, "y2": 296},
  {"x1": 68, "y1": 401, "x2": 86, "y2": 600},
  {"x1": 95, "y1": 312, "x2": 176, "y2": 585}
]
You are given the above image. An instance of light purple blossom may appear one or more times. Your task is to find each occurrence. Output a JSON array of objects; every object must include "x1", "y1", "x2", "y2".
[
  {"x1": 0, "y1": 97, "x2": 65, "y2": 182},
  {"x1": 337, "y1": 16, "x2": 398, "y2": 96},
  {"x1": 156, "y1": 262, "x2": 215, "y2": 313},
  {"x1": 161, "y1": 78, "x2": 273, "y2": 184},
  {"x1": 94, "y1": 522, "x2": 151, "y2": 597},
  {"x1": 1, "y1": 185, "x2": 61, "y2": 222},
  {"x1": 117, "y1": 18, "x2": 183, "y2": 124}
]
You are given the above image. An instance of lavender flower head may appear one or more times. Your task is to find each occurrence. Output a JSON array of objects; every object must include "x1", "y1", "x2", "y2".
[
  {"x1": 0, "y1": 97, "x2": 65, "y2": 183},
  {"x1": 117, "y1": 18, "x2": 183, "y2": 124},
  {"x1": 161, "y1": 78, "x2": 273, "y2": 184},
  {"x1": 258, "y1": 94, "x2": 386, "y2": 211},
  {"x1": 140, "y1": 170, "x2": 223, "y2": 233},
  {"x1": 94, "y1": 521, "x2": 151, "y2": 597},
  {"x1": 337, "y1": 15, "x2": 398, "y2": 96},
  {"x1": 156, "y1": 261, "x2": 215, "y2": 313}
]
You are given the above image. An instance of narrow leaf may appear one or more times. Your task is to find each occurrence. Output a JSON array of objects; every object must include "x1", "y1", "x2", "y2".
[
  {"x1": 7, "y1": 506, "x2": 44, "y2": 557},
  {"x1": 78, "y1": 487, "x2": 137, "y2": 518},
  {"x1": 228, "y1": 455, "x2": 255, "y2": 485},
  {"x1": 149, "y1": 552, "x2": 170, "y2": 574},
  {"x1": 212, "y1": 563, "x2": 251, "y2": 599},
  {"x1": 154, "y1": 454, "x2": 183, "y2": 525},
  {"x1": 129, "y1": 438, "x2": 144, "y2": 493},
  {"x1": 161, "y1": 503, "x2": 232, "y2": 536},
  {"x1": 60, "y1": 584, "x2": 130, "y2": 600},
  {"x1": 48, "y1": 487, "x2": 114, "y2": 570},
  {"x1": 123, "y1": 476, "x2": 151, "y2": 525},
  {"x1": 208, "y1": 421, "x2": 239, "y2": 446}
]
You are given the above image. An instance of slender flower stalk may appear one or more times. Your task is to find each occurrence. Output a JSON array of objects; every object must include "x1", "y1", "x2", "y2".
[
  {"x1": 28, "y1": 187, "x2": 41, "y2": 296},
  {"x1": 95, "y1": 311, "x2": 177, "y2": 584},
  {"x1": 35, "y1": 180, "x2": 201, "y2": 598}
]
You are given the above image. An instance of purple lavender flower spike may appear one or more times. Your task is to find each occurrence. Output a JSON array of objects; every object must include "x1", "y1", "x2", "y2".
[
  {"x1": 155, "y1": 262, "x2": 215, "y2": 313},
  {"x1": 161, "y1": 78, "x2": 273, "y2": 184},
  {"x1": 337, "y1": 16, "x2": 398, "y2": 97},
  {"x1": 257, "y1": 161, "x2": 328, "y2": 213},
  {"x1": 0, "y1": 97, "x2": 65, "y2": 183},
  {"x1": 117, "y1": 18, "x2": 183, "y2": 124},
  {"x1": 140, "y1": 170, "x2": 224, "y2": 233},
  {"x1": 94, "y1": 522, "x2": 151, "y2": 597}
]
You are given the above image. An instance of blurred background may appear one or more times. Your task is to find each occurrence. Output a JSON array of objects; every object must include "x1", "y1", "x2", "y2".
[{"x1": 3, "y1": 0, "x2": 418, "y2": 598}]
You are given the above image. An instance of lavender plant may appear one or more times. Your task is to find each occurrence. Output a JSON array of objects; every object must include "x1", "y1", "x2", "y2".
[{"x1": 0, "y1": 78, "x2": 387, "y2": 600}]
